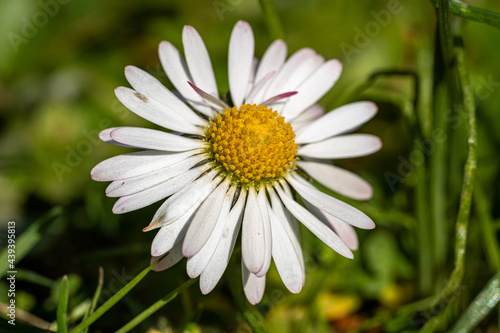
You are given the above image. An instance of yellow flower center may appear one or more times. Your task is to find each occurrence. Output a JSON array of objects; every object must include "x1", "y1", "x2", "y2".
[{"x1": 207, "y1": 104, "x2": 297, "y2": 185}]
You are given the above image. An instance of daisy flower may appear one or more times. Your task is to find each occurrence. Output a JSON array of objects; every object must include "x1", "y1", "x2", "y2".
[{"x1": 91, "y1": 21, "x2": 381, "y2": 304}]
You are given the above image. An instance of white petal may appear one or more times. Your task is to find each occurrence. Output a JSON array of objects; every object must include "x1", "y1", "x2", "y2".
[
  {"x1": 106, "y1": 154, "x2": 205, "y2": 197},
  {"x1": 109, "y1": 127, "x2": 203, "y2": 152},
  {"x1": 112, "y1": 164, "x2": 210, "y2": 214},
  {"x1": 123, "y1": 66, "x2": 206, "y2": 128},
  {"x1": 151, "y1": 241, "x2": 184, "y2": 271},
  {"x1": 200, "y1": 188, "x2": 246, "y2": 294},
  {"x1": 268, "y1": 187, "x2": 303, "y2": 266},
  {"x1": 250, "y1": 40, "x2": 287, "y2": 104},
  {"x1": 305, "y1": 200, "x2": 359, "y2": 251},
  {"x1": 188, "y1": 81, "x2": 229, "y2": 110},
  {"x1": 229, "y1": 21, "x2": 254, "y2": 107},
  {"x1": 186, "y1": 186, "x2": 236, "y2": 278},
  {"x1": 98, "y1": 128, "x2": 134, "y2": 147},
  {"x1": 262, "y1": 48, "x2": 316, "y2": 101},
  {"x1": 289, "y1": 104, "x2": 325, "y2": 131},
  {"x1": 278, "y1": 54, "x2": 324, "y2": 94},
  {"x1": 242, "y1": 260, "x2": 266, "y2": 305},
  {"x1": 255, "y1": 189, "x2": 272, "y2": 277},
  {"x1": 330, "y1": 218, "x2": 359, "y2": 250},
  {"x1": 91, "y1": 150, "x2": 198, "y2": 182},
  {"x1": 116, "y1": 87, "x2": 201, "y2": 135},
  {"x1": 295, "y1": 102, "x2": 378, "y2": 144},
  {"x1": 269, "y1": 205, "x2": 304, "y2": 293},
  {"x1": 297, "y1": 161, "x2": 373, "y2": 200},
  {"x1": 182, "y1": 25, "x2": 218, "y2": 98},
  {"x1": 276, "y1": 183, "x2": 353, "y2": 259},
  {"x1": 286, "y1": 174, "x2": 375, "y2": 229},
  {"x1": 150, "y1": 170, "x2": 220, "y2": 227},
  {"x1": 183, "y1": 179, "x2": 231, "y2": 258},
  {"x1": 158, "y1": 41, "x2": 214, "y2": 117},
  {"x1": 150, "y1": 206, "x2": 198, "y2": 257},
  {"x1": 242, "y1": 187, "x2": 265, "y2": 274},
  {"x1": 297, "y1": 134, "x2": 382, "y2": 159},
  {"x1": 282, "y1": 59, "x2": 343, "y2": 121},
  {"x1": 254, "y1": 39, "x2": 287, "y2": 83},
  {"x1": 245, "y1": 70, "x2": 275, "y2": 104}
]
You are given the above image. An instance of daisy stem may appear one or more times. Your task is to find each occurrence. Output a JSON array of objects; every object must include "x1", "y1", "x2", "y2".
[
  {"x1": 114, "y1": 278, "x2": 197, "y2": 333},
  {"x1": 430, "y1": 0, "x2": 500, "y2": 31},
  {"x1": 258, "y1": 0, "x2": 285, "y2": 40},
  {"x1": 421, "y1": 21, "x2": 478, "y2": 332},
  {"x1": 71, "y1": 262, "x2": 157, "y2": 333}
]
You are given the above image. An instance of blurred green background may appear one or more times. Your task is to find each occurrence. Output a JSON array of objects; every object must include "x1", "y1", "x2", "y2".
[{"x1": 1, "y1": 0, "x2": 500, "y2": 332}]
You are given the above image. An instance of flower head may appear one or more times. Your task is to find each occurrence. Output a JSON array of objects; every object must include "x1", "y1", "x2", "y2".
[{"x1": 91, "y1": 21, "x2": 381, "y2": 304}]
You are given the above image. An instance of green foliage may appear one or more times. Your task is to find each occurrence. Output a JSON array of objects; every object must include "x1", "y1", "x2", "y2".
[{"x1": 1, "y1": 0, "x2": 500, "y2": 332}]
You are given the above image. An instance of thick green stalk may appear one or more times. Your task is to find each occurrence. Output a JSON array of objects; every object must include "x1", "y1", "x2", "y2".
[
  {"x1": 421, "y1": 26, "x2": 478, "y2": 333},
  {"x1": 115, "y1": 278, "x2": 196, "y2": 333},
  {"x1": 71, "y1": 263, "x2": 156, "y2": 333},
  {"x1": 258, "y1": 0, "x2": 285, "y2": 40},
  {"x1": 430, "y1": 4, "x2": 451, "y2": 280},
  {"x1": 430, "y1": 0, "x2": 500, "y2": 30}
]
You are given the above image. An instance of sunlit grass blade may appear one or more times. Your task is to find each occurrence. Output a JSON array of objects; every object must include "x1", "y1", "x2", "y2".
[
  {"x1": 57, "y1": 275, "x2": 70, "y2": 333},
  {"x1": 71, "y1": 262, "x2": 156, "y2": 333},
  {"x1": 0, "y1": 206, "x2": 64, "y2": 278},
  {"x1": 450, "y1": 271, "x2": 500, "y2": 332},
  {"x1": 115, "y1": 278, "x2": 197, "y2": 333}
]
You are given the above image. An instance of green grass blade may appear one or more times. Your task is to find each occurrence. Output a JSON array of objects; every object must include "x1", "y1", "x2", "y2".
[
  {"x1": 71, "y1": 262, "x2": 156, "y2": 333},
  {"x1": 82, "y1": 267, "x2": 104, "y2": 333},
  {"x1": 57, "y1": 276, "x2": 70, "y2": 333},
  {"x1": 114, "y1": 278, "x2": 196, "y2": 333},
  {"x1": 450, "y1": 272, "x2": 500, "y2": 333},
  {"x1": 0, "y1": 207, "x2": 64, "y2": 278},
  {"x1": 16, "y1": 268, "x2": 56, "y2": 288}
]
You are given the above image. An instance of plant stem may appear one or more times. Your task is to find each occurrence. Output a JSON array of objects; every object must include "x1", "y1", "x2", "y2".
[
  {"x1": 421, "y1": 23, "x2": 478, "y2": 333},
  {"x1": 430, "y1": 0, "x2": 500, "y2": 30},
  {"x1": 258, "y1": 0, "x2": 285, "y2": 40},
  {"x1": 114, "y1": 278, "x2": 197, "y2": 333}
]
